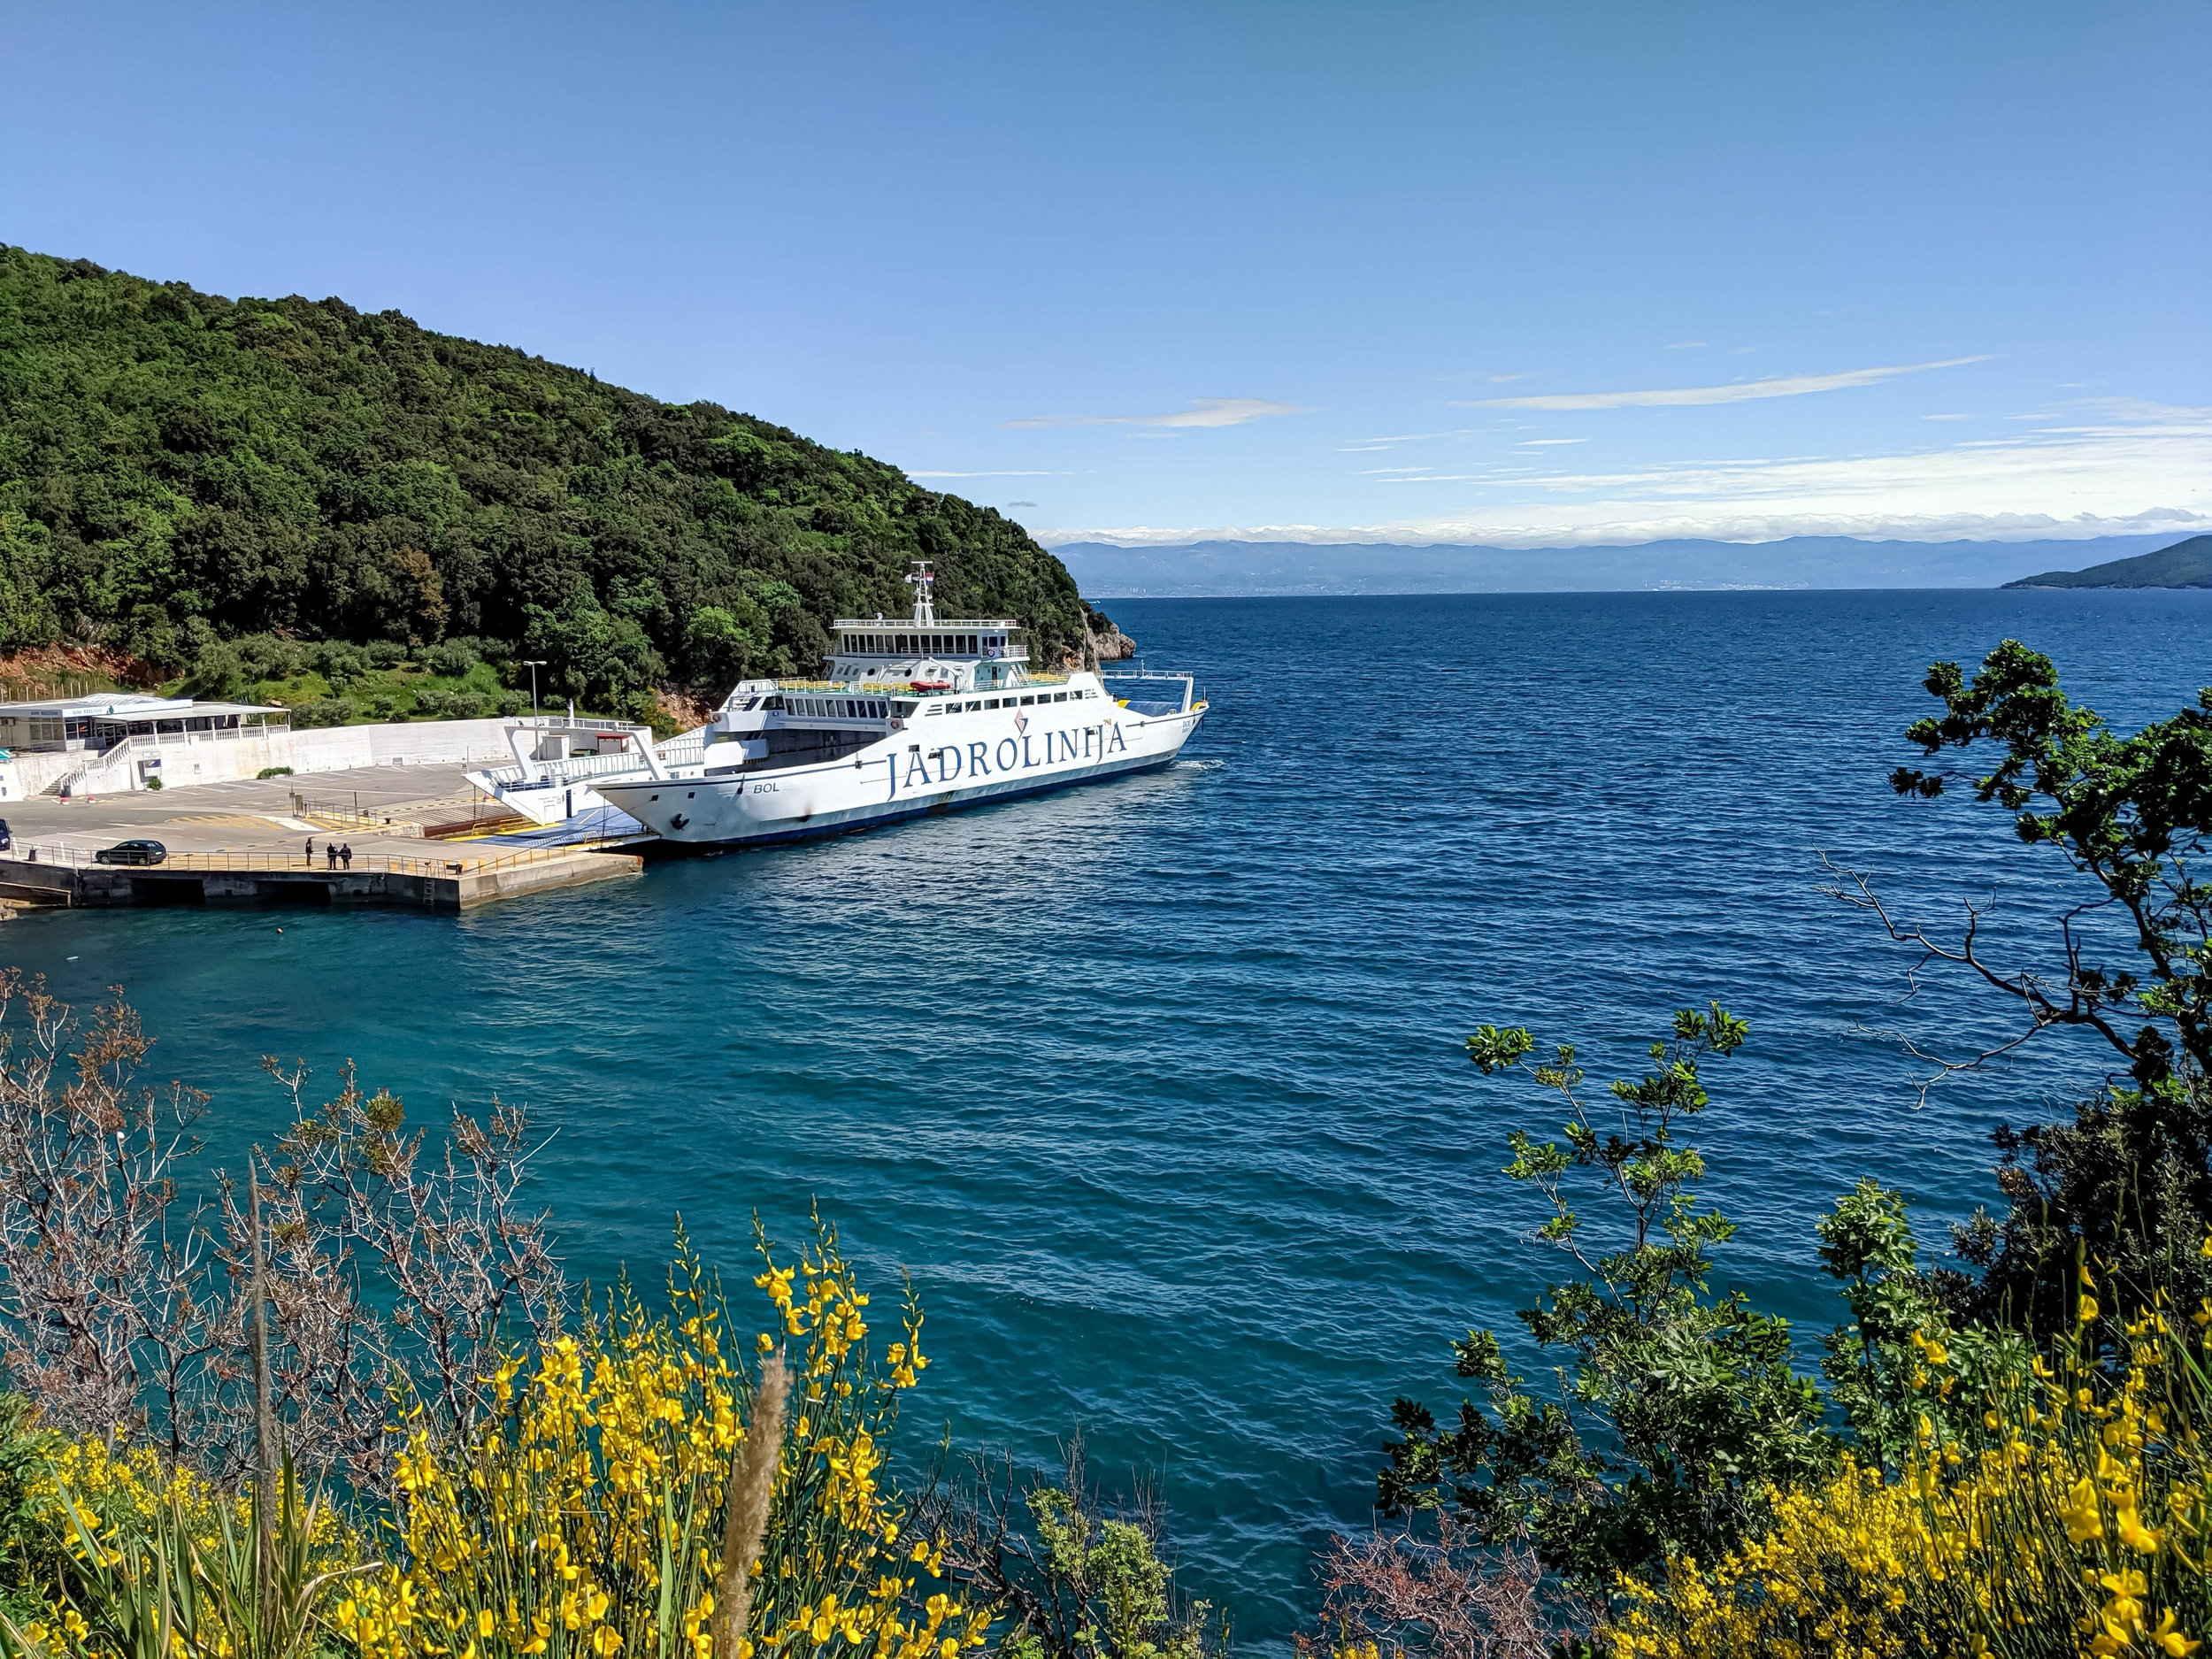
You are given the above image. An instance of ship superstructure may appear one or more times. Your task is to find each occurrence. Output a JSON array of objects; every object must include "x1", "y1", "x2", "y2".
[{"x1": 594, "y1": 564, "x2": 1206, "y2": 847}]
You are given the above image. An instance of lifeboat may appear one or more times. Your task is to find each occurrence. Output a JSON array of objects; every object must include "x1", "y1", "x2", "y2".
[{"x1": 910, "y1": 679, "x2": 952, "y2": 691}]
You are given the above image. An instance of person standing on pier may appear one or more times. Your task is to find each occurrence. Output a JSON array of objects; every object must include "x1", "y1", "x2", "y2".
[
  {"x1": 304, "y1": 837, "x2": 315, "y2": 866},
  {"x1": 340, "y1": 843, "x2": 352, "y2": 870}
]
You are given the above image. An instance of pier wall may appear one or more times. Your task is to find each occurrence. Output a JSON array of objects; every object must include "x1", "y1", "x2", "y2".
[{"x1": 0, "y1": 849, "x2": 641, "y2": 912}]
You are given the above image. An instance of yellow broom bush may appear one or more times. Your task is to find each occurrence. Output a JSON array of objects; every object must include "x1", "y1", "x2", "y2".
[
  {"x1": 338, "y1": 1218, "x2": 990, "y2": 1659},
  {"x1": 2, "y1": 1217, "x2": 988, "y2": 1659},
  {"x1": 1606, "y1": 1248, "x2": 2212, "y2": 1659}
]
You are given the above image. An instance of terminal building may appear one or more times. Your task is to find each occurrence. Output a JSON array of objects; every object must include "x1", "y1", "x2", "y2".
[{"x1": 0, "y1": 692, "x2": 290, "y2": 796}]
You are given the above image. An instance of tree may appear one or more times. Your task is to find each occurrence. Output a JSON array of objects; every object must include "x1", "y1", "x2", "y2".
[
  {"x1": 685, "y1": 601, "x2": 771, "y2": 688},
  {"x1": 1834, "y1": 641, "x2": 2212, "y2": 1332},
  {"x1": 0, "y1": 243, "x2": 1095, "y2": 685},
  {"x1": 1376, "y1": 1006, "x2": 1831, "y2": 1589},
  {"x1": 523, "y1": 574, "x2": 665, "y2": 707}
]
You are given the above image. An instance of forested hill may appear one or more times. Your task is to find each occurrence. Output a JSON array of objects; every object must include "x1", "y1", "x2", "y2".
[
  {"x1": 2001, "y1": 534, "x2": 2212, "y2": 589},
  {"x1": 0, "y1": 245, "x2": 1099, "y2": 708}
]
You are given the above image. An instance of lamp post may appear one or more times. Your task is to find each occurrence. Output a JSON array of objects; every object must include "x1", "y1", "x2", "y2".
[{"x1": 521, "y1": 660, "x2": 547, "y2": 714}]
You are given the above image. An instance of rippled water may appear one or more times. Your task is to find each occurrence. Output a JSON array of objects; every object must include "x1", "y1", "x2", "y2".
[{"x1": 12, "y1": 590, "x2": 2212, "y2": 1645}]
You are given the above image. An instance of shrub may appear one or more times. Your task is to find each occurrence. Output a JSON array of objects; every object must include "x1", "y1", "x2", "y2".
[
  {"x1": 437, "y1": 692, "x2": 487, "y2": 721},
  {"x1": 257, "y1": 765, "x2": 293, "y2": 779},
  {"x1": 1606, "y1": 1252, "x2": 2212, "y2": 1657},
  {"x1": 234, "y1": 633, "x2": 306, "y2": 682},
  {"x1": 1378, "y1": 1005, "x2": 1830, "y2": 1589},
  {"x1": 141, "y1": 776, "x2": 162, "y2": 791},
  {"x1": 929, "y1": 1443, "x2": 1226, "y2": 1659},
  {"x1": 365, "y1": 639, "x2": 409, "y2": 669},
  {"x1": 287, "y1": 697, "x2": 355, "y2": 729},
  {"x1": 0, "y1": 981, "x2": 991, "y2": 1659},
  {"x1": 422, "y1": 639, "x2": 478, "y2": 679},
  {"x1": 305, "y1": 642, "x2": 368, "y2": 691},
  {"x1": 341, "y1": 1222, "x2": 982, "y2": 1659},
  {"x1": 178, "y1": 640, "x2": 251, "y2": 703}
]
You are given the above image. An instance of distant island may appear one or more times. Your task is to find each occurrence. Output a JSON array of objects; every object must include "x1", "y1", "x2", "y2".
[
  {"x1": 2002, "y1": 534, "x2": 2212, "y2": 589},
  {"x1": 1049, "y1": 532, "x2": 2189, "y2": 598}
]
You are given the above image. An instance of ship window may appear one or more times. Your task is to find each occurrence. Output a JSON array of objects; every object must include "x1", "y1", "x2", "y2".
[
  {"x1": 983, "y1": 698, "x2": 998, "y2": 709},
  {"x1": 1019, "y1": 695, "x2": 1034, "y2": 705}
]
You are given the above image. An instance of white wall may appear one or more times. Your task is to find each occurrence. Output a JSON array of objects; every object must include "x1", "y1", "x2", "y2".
[{"x1": 27, "y1": 719, "x2": 526, "y2": 796}]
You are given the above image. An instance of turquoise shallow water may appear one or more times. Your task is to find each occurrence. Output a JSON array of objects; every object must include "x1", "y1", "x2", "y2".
[{"x1": 10, "y1": 589, "x2": 2212, "y2": 1645}]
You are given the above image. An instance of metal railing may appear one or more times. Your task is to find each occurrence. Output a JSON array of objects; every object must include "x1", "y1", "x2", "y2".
[
  {"x1": 479, "y1": 744, "x2": 689, "y2": 791},
  {"x1": 511, "y1": 714, "x2": 653, "y2": 735},
  {"x1": 291, "y1": 793, "x2": 419, "y2": 831},
  {"x1": 4, "y1": 843, "x2": 631, "y2": 879}
]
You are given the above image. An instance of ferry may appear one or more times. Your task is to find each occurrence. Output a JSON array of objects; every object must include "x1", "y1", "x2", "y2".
[{"x1": 596, "y1": 565, "x2": 1207, "y2": 847}]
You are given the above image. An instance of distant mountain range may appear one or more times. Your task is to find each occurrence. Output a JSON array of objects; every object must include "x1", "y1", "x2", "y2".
[
  {"x1": 2003, "y1": 534, "x2": 2212, "y2": 590},
  {"x1": 1048, "y1": 534, "x2": 2193, "y2": 597}
]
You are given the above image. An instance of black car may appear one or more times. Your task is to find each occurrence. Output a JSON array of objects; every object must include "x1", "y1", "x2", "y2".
[{"x1": 94, "y1": 840, "x2": 168, "y2": 866}]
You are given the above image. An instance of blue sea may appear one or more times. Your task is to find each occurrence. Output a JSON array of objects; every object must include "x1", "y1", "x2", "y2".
[{"x1": 11, "y1": 589, "x2": 2212, "y2": 1646}]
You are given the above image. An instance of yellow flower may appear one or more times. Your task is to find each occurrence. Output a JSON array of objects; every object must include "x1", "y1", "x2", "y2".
[
  {"x1": 2154, "y1": 1609, "x2": 2203, "y2": 1656},
  {"x1": 2118, "y1": 1504, "x2": 2163, "y2": 1553}
]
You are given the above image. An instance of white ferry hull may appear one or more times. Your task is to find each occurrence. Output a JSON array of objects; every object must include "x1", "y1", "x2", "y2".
[{"x1": 600, "y1": 703, "x2": 1203, "y2": 848}]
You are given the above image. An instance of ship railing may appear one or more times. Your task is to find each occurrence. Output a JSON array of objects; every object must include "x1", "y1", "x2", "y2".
[
  {"x1": 3, "y1": 843, "x2": 627, "y2": 878},
  {"x1": 481, "y1": 741, "x2": 702, "y2": 789},
  {"x1": 511, "y1": 714, "x2": 654, "y2": 736},
  {"x1": 1099, "y1": 668, "x2": 1199, "y2": 715}
]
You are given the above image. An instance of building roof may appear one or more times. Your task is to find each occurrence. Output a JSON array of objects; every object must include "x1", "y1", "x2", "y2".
[{"x1": 0, "y1": 693, "x2": 283, "y2": 719}]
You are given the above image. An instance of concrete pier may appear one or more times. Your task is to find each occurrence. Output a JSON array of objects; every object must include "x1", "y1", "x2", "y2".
[
  {"x1": 0, "y1": 763, "x2": 645, "y2": 913},
  {"x1": 0, "y1": 848, "x2": 639, "y2": 911}
]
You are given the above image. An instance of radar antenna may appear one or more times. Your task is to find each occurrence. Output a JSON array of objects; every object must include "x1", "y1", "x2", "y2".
[{"x1": 906, "y1": 560, "x2": 936, "y2": 625}]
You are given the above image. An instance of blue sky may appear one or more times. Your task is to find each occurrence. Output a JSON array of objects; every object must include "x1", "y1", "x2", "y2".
[{"x1": 5, "y1": 3, "x2": 2206, "y2": 549}]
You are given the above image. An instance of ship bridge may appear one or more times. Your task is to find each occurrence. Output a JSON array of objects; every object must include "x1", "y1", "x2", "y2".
[{"x1": 827, "y1": 562, "x2": 1033, "y2": 692}]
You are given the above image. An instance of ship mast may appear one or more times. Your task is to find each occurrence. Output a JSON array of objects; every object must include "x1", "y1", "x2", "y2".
[{"x1": 906, "y1": 560, "x2": 935, "y2": 626}]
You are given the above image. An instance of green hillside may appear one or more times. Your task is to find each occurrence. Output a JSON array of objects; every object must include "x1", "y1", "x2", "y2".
[
  {"x1": 2002, "y1": 533, "x2": 2212, "y2": 589},
  {"x1": 0, "y1": 245, "x2": 1099, "y2": 717}
]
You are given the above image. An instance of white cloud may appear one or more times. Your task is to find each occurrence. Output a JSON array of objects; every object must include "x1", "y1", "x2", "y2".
[
  {"x1": 1663, "y1": 341, "x2": 1709, "y2": 349},
  {"x1": 1337, "y1": 428, "x2": 1477, "y2": 452},
  {"x1": 1459, "y1": 355, "x2": 1994, "y2": 411},
  {"x1": 1035, "y1": 402, "x2": 2212, "y2": 549},
  {"x1": 905, "y1": 469, "x2": 1071, "y2": 478},
  {"x1": 1516, "y1": 438, "x2": 1587, "y2": 447},
  {"x1": 1002, "y1": 396, "x2": 1306, "y2": 430},
  {"x1": 1487, "y1": 373, "x2": 1532, "y2": 383}
]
